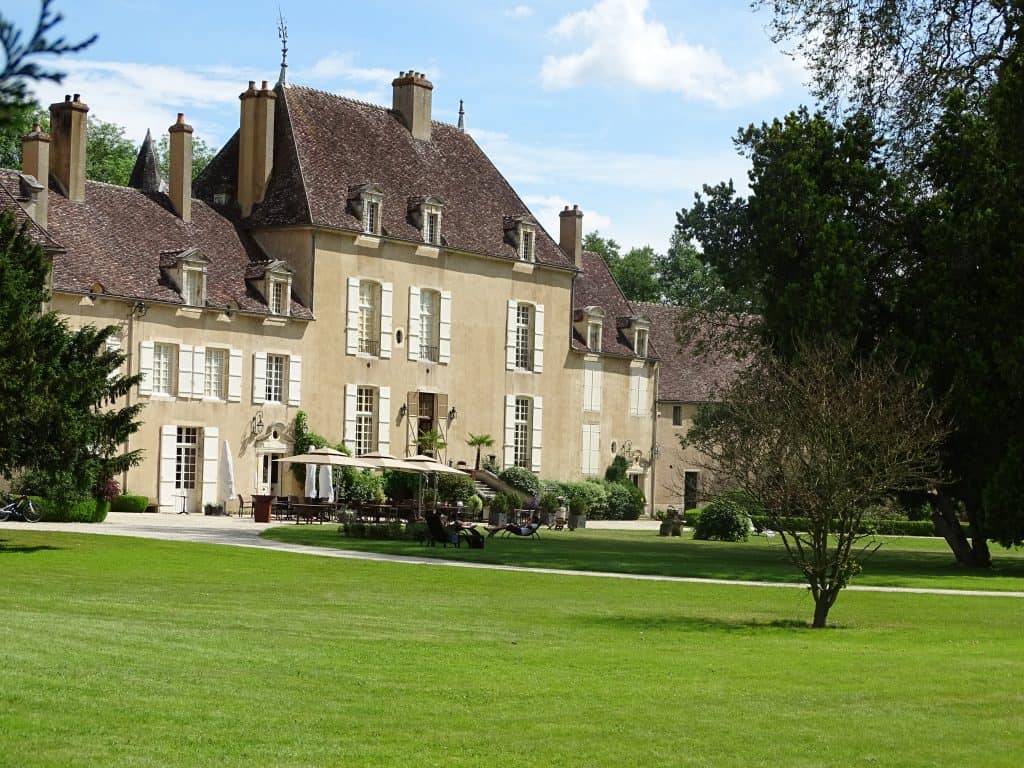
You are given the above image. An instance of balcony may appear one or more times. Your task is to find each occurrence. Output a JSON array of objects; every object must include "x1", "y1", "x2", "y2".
[{"x1": 358, "y1": 338, "x2": 380, "y2": 357}]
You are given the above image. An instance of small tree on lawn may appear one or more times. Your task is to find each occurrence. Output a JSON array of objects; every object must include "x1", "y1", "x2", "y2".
[
  {"x1": 684, "y1": 338, "x2": 948, "y2": 628},
  {"x1": 466, "y1": 432, "x2": 494, "y2": 471}
]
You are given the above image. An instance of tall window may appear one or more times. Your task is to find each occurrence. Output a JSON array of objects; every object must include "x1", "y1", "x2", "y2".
[
  {"x1": 515, "y1": 304, "x2": 532, "y2": 370},
  {"x1": 269, "y1": 280, "x2": 285, "y2": 315},
  {"x1": 358, "y1": 281, "x2": 381, "y2": 356},
  {"x1": 587, "y1": 322, "x2": 601, "y2": 351},
  {"x1": 182, "y1": 268, "x2": 204, "y2": 306},
  {"x1": 583, "y1": 359, "x2": 602, "y2": 412},
  {"x1": 519, "y1": 226, "x2": 535, "y2": 261},
  {"x1": 204, "y1": 348, "x2": 226, "y2": 399},
  {"x1": 672, "y1": 405, "x2": 683, "y2": 427},
  {"x1": 265, "y1": 354, "x2": 286, "y2": 403},
  {"x1": 355, "y1": 386, "x2": 376, "y2": 456},
  {"x1": 629, "y1": 366, "x2": 650, "y2": 416},
  {"x1": 419, "y1": 289, "x2": 440, "y2": 362},
  {"x1": 514, "y1": 397, "x2": 531, "y2": 468},
  {"x1": 152, "y1": 343, "x2": 176, "y2": 395},
  {"x1": 363, "y1": 197, "x2": 381, "y2": 234},
  {"x1": 425, "y1": 210, "x2": 440, "y2": 245},
  {"x1": 635, "y1": 329, "x2": 649, "y2": 357},
  {"x1": 175, "y1": 427, "x2": 198, "y2": 491},
  {"x1": 582, "y1": 424, "x2": 601, "y2": 476}
]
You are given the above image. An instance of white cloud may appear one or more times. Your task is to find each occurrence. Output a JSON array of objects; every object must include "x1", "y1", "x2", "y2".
[
  {"x1": 540, "y1": 0, "x2": 782, "y2": 108},
  {"x1": 301, "y1": 53, "x2": 394, "y2": 83},
  {"x1": 522, "y1": 194, "x2": 613, "y2": 238},
  {"x1": 506, "y1": 5, "x2": 534, "y2": 17},
  {"x1": 26, "y1": 59, "x2": 252, "y2": 145}
]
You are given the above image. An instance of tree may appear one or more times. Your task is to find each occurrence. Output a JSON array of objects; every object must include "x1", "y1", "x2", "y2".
[
  {"x1": 582, "y1": 230, "x2": 621, "y2": 264},
  {"x1": 756, "y1": 0, "x2": 1019, "y2": 167},
  {"x1": 466, "y1": 432, "x2": 494, "y2": 471},
  {"x1": 84, "y1": 116, "x2": 136, "y2": 185},
  {"x1": 0, "y1": 0, "x2": 95, "y2": 132},
  {"x1": 685, "y1": 339, "x2": 947, "y2": 628},
  {"x1": 657, "y1": 232, "x2": 738, "y2": 310},
  {"x1": 582, "y1": 231, "x2": 662, "y2": 302},
  {"x1": 0, "y1": 210, "x2": 143, "y2": 505}
]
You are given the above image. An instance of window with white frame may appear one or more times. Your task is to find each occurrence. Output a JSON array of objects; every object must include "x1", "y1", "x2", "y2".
[
  {"x1": 629, "y1": 364, "x2": 650, "y2": 416},
  {"x1": 152, "y1": 342, "x2": 176, "y2": 396},
  {"x1": 635, "y1": 328, "x2": 649, "y2": 357},
  {"x1": 175, "y1": 427, "x2": 199, "y2": 491},
  {"x1": 355, "y1": 386, "x2": 377, "y2": 456},
  {"x1": 419, "y1": 289, "x2": 440, "y2": 362},
  {"x1": 519, "y1": 224, "x2": 535, "y2": 261},
  {"x1": 583, "y1": 358, "x2": 602, "y2": 412},
  {"x1": 587, "y1": 322, "x2": 601, "y2": 352},
  {"x1": 269, "y1": 279, "x2": 288, "y2": 315},
  {"x1": 363, "y1": 194, "x2": 382, "y2": 235},
  {"x1": 203, "y1": 348, "x2": 227, "y2": 399},
  {"x1": 581, "y1": 423, "x2": 601, "y2": 476},
  {"x1": 182, "y1": 267, "x2": 205, "y2": 307},
  {"x1": 424, "y1": 206, "x2": 442, "y2": 245},
  {"x1": 358, "y1": 281, "x2": 381, "y2": 356},
  {"x1": 265, "y1": 354, "x2": 286, "y2": 403},
  {"x1": 513, "y1": 396, "x2": 531, "y2": 468},
  {"x1": 515, "y1": 304, "x2": 532, "y2": 370}
]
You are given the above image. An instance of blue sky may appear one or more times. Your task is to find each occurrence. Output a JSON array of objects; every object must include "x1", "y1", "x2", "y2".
[{"x1": 12, "y1": 0, "x2": 812, "y2": 252}]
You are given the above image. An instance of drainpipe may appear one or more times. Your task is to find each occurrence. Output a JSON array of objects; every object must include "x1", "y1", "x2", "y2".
[{"x1": 649, "y1": 361, "x2": 659, "y2": 518}]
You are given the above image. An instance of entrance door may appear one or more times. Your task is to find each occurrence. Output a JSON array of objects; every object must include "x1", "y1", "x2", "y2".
[
  {"x1": 175, "y1": 426, "x2": 200, "y2": 513},
  {"x1": 417, "y1": 392, "x2": 436, "y2": 453},
  {"x1": 258, "y1": 452, "x2": 284, "y2": 496},
  {"x1": 683, "y1": 471, "x2": 701, "y2": 511}
]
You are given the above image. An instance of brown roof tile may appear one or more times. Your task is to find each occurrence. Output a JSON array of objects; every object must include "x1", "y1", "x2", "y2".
[
  {"x1": 197, "y1": 85, "x2": 575, "y2": 270},
  {"x1": 0, "y1": 172, "x2": 64, "y2": 251},
  {"x1": 632, "y1": 301, "x2": 745, "y2": 402},
  {"x1": 572, "y1": 250, "x2": 653, "y2": 358}
]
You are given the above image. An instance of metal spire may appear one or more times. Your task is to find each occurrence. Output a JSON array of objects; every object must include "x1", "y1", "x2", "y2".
[
  {"x1": 457, "y1": 99, "x2": 465, "y2": 132},
  {"x1": 276, "y1": 10, "x2": 289, "y2": 87}
]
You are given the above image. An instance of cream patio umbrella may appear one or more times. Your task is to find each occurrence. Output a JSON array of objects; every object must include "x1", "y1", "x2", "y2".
[{"x1": 276, "y1": 447, "x2": 377, "y2": 470}]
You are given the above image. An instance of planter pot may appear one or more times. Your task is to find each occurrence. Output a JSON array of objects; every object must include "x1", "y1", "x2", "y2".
[
  {"x1": 568, "y1": 513, "x2": 587, "y2": 530},
  {"x1": 489, "y1": 511, "x2": 508, "y2": 527},
  {"x1": 252, "y1": 494, "x2": 274, "y2": 523}
]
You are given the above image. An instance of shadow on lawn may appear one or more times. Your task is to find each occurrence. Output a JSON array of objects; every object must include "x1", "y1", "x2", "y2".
[
  {"x1": 581, "y1": 612, "x2": 829, "y2": 634},
  {"x1": 0, "y1": 538, "x2": 61, "y2": 555}
]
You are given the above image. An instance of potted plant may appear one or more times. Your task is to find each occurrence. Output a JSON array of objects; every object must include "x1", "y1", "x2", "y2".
[
  {"x1": 568, "y1": 496, "x2": 588, "y2": 530},
  {"x1": 488, "y1": 492, "x2": 510, "y2": 526},
  {"x1": 539, "y1": 491, "x2": 560, "y2": 526},
  {"x1": 203, "y1": 502, "x2": 225, "y2": 516}
]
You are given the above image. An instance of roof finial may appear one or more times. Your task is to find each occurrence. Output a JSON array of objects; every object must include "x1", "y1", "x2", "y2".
[
  {"x1": 276, "y1": 10, "x2": 289, "y2": 87},
  {"x1": 457, "y1": 99, "x2": 465, "y2": 132}
]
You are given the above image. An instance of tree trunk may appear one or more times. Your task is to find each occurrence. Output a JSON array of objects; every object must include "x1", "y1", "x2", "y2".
[
  {"x1": 964, "y1": 506, "x2": 992, "y2": 568},
  {"x1": 812, "y1": 594, "x2": 832, "y2": 628},
  {"x1": 932, "y1": 492, "x2": 976, "y2": 565},
  {"x1": 475, "y1": 447, "x2": 481, "y2": 471}
]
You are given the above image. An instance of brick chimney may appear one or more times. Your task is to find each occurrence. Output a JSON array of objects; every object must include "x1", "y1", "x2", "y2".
[
  {"x1": 237, "y1": 80, "x2": 276, "y2": 217},
  {"x1": 20, "y1": 122, "x2": 50, "y2": 228},
  {"x1": 168, "y1": 113, "x2": 193, "y2": 222},
  {"x1": 392, "y1": 71, "x2": 433, "y2": 141},
  {"x1": 49, "y1": 94, "x2": 89, "y2": 202},
  {"x1": 559, "y1": 204, "x2": 584, "y2": 268}
]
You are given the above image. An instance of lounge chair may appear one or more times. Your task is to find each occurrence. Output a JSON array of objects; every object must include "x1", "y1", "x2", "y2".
[
  {"x1": 424, "y1": 513, "x2": 461, "y2": 547},
  {"x1": 486, "y1": 521, "x2": 541, "y2": 539}
]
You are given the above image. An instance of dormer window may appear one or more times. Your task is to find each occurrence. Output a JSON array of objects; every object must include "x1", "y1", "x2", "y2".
[
  {"x1": 269, "y1": 278, "x2": 288, "y2": 315},
  {"x1": 162, "y1": 247, "x2": 209, "y2": 308},
  {"x1": 253, "y1": 259, "x2": 294, "y2": 317},
  {"x1": 182, "y1": 266, "x2": 205, "y2": 306},
  {"x1": 635, "y1": 328, "x2": 649, "y2": 357},
  {"x1": 410, "y1": 195, "x2": 445, "y2": 245},
  {"x1": 587, "y1": 322, "x2": 602, "y2": 352},
  {"x1": 349, "y1": 183, "x2": 385, "y2": 236},
  {"x1": 519, "y1": 225, "x2": 535, "y2": 261}
]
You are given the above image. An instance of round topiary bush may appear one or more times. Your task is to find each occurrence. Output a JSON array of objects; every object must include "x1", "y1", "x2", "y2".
[
  {"x1": 436, "y1": 473, "x2": 476, "y2": 503},
  {"x1": 693, "y1": 495, "x2": 751, "y2": 541},
  {"x1": 498, "y1": 466, "x2": 541, "y2": 497},
  {"x1": 604, "y1": 481, "x2": 645, "y2": 520}
]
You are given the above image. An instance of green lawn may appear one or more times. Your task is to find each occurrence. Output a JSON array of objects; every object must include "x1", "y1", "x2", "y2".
[
  {"x1": 2, "y1": 530, "x2": 1023, "y2": 767},
  {"x1": 261, "y1": 526, "x2": 1024, "y2": 592}
]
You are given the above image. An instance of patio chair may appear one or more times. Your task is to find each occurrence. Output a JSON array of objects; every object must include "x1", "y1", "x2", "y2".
[
  {"x1": 424, "y1": 513, "x2": 461, "y2": 548},
  {"x1": 237, "y1": 494, "x2": 252, "y2": 518}
]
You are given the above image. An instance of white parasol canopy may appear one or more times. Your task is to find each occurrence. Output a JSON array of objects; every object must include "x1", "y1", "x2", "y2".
[
  {"x1": 305, "y1": 464, "x2": 317, "y2": 498},
  {"x1": 276, "y1": 447, "x2": 377, "y2": 470},
  {"x1": 400, "y1": 454, "x2": 466, "y2": 475},
  {"x1": 219, "y1": 439, "x2": 236, "y2": 505},
  {"x1": 318, "y1": 464, "x2": 335, "y2": 502}
]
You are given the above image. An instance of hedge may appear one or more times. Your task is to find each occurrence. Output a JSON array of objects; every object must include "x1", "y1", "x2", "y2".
[
  {"x1": 111, "y1": 494, "x2": 150, "y2": 513},
  {"x1": 30, "y1": 496, "x2": 107, "y2": 523},
  {"x1": 340, "y1": 521, "x2": 423, "y2": 541}
]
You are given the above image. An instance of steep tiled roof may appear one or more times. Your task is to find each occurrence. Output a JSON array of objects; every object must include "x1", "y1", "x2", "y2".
[
  {"x1": 572, "y1": 250, "x2": 655, "y2": 358},
  {"x1": 9, "y1": 173, "x2": 312, "y2": 318},
  {"x1": 0, "y1": 172, "x2": 63, "y2": 251},
  {"x1": 633, "y1": 301, "x2": 745, "y2": 402},
  {"x1": 197, "y1": 84, "x2": 574, "y2": 270}
]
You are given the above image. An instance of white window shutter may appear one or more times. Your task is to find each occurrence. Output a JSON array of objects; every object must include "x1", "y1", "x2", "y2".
[
  {"x1": 629, "y1": 368, "x2": 640, "y2": 416},
  {"x1": 288, "y1": 355, "x2": 302, "y2": 406},
  {"x1": 106, "y1": 335, "x2": 122, "y2": 381},
  {"x1": 344, "y1": 383, "x2": 357, "y2": 451},
  {"x1": 533, "y1": 304, "x2": 545, "y2": 373},
  {"x1": 505, "y1": 300, "x2": 517, "y2": 371},
  {"x1": 583, "y1": 363, "x2": 594, "y2": 412},
  {"x1": 594, "y1": 363, "x2": 603, "y2": 411},
  {"x1": 158, "y1": 424, "x2": 177, "y2": 512},
  {"x1": 531, "y1": 396, "x2": 543, "y2": 473},
  {"x1": 380, "y1": 282, "x2": 393, "y2": 359},
  {"x1": 177, "y1": 344, "x2": 193, "y2": 399},
  {"x1": 503, "y1": 394, "x2": 516, "y2": 468},
  {"x1": 252, "y1": 352, "x2": 267, "y2": 404},
  {"x1": 346, "y1": 277, "x2": 360, "y2": 355},
  {"x1": 201, "y1": 427, "x2": 219, "y2": 506},
  {"x1": 192, "y1": 346, "x2": 206, "y2": 400},
  {"x1": 378, "y1": 386, "x2": 391, "y2": 453},
  {"x1": 227, "y1": 348, "x2": 243, "y2": 402},
  {"x1": 138, "y1": 341, "x2": 154, "y2": 396},
  {"x1": 408, "y1": 286, "x2": 421, "y2": 361},
  {"x1": 439, "y1": 290, "x2": 452, "y2": 364},
  {"x1": 638, "y1": 366, "x2": 649, "y2": 415},
  {"x1": 581, "y1": 425, "x2": 589, "y2": 475}
]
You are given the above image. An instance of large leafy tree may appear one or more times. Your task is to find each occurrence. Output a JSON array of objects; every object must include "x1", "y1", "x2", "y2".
[{"x1": 0, "y1": 210, "x2": 143, "y2": 504}]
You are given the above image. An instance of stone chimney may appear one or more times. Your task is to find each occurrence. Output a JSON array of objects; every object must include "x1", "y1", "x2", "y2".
[
  {"x1": 237, "y1": 80, "x2": 276, "y2": 217},
  {"x1": 392, "y1": 71, "x2": 433, "y2": 141},
  {"x1": 559, "y1": 204, "x2": 584, "y2": 268},
  {"x1": 49, "y1": 94, "x2": 89, "y2": 202},
  {"x1": 20, "y1": 122, "x2": 50, "y2": 228},
  {"x1": 168, "y1": 113, "x2": 193, "y2": 222}
]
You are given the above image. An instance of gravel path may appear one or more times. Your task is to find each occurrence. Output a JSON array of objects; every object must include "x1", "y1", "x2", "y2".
[{"x1": 3, "y1": 512, "x2": 1021, "y2": 599}]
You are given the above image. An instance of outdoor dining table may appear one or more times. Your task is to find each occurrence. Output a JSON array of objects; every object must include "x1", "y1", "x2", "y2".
[{"x1": 290, "y1": 502, "x2": 335, "y2": 524}]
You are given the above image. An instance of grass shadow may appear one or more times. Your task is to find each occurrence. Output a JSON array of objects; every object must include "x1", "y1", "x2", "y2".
[
  {"x1": 0, "y1": 538, "x2": 61, "y2": 554},
  {"x1": 580, "y1": 612, "x2": 833, "y2": 634}
]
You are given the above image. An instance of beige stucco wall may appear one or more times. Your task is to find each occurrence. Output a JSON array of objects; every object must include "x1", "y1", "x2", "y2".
[{"x1": 651, "y1": 401, "x2": 711, "y2": 511}]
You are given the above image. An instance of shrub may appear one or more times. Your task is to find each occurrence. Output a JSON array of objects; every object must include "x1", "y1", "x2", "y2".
[
  {"x1": 604, "y1": 455, "x2": 628, "y2": 483},
  {"x1": 489, "y1": 492, "x2": 519, "y2": 519},
  {"x1": 345, "y1": 471, "x2": 385, "y2": 505},
  {"x1": 111, "y1": 494, "x2": 149, "y2": 513},
  {"x1": 383, "y1": 469, "x2": 421, "y2": 503},
  {"x1": 498, "y1": 466, "x2": 541, "y2": 497},
  {"x1": 436, "y1": 473, "x2": 476, "y2": 504},
  {"x1": 467, "y1": 494, "x2": 483, "y2": 518},
  {"x1": 340, "y1": 521, "x2": 414, "y2": 540},
  {"x1": 481, "y1": 456, "x2": 501, "y2": 474},
  {"x1": 684, "y1": 508, "x2": 702, "y2": 527},
  {"x1": 604, "y1": 481, "x2": 645, "y2": 520},
  {"x1": 555, "y1": 481, "x2": 608, "y2": 518},
  {"x1": 94, "y1": 477, "x2": 120, "y2": 503},
  {"x1": 539, "y1": 491, "x2": 562, "y2": 517},
  {"x1": 31, "y1": 496, "x2": 104, "y2": 523},
  {"x1": 693, "y1": 495, "x2": 750, "y2": 541}
]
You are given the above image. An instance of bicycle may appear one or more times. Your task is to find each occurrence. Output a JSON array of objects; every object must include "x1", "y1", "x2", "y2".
[{"x1": 0, "y1": 495, "x2": 41, "y2": 523}]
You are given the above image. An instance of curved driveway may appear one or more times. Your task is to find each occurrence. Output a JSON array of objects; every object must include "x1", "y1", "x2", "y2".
[{"x1": 3, "y1": 512, "x2": 1022, "y2": 598}]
